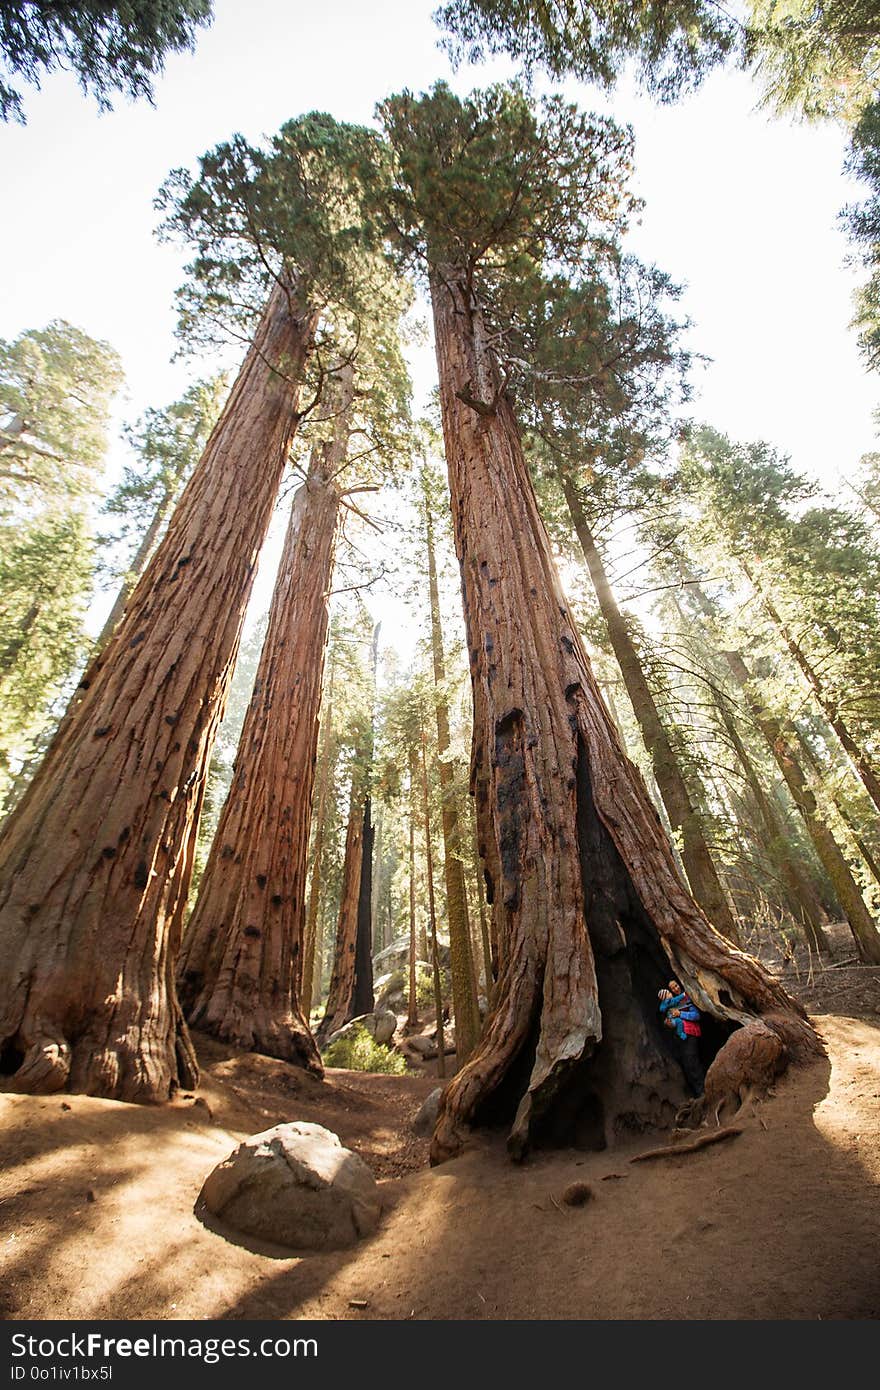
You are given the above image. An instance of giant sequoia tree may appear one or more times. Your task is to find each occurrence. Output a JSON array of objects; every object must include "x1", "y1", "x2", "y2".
[
  {"x1": 0, "y1": 113, "x2": 388, "y2": 1101},
  {"x1": 380, "y1": 83, "x2": 814, "y2": 1164}
]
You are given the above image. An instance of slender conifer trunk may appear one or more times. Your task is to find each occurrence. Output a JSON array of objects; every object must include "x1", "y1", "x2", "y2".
[
  {"x1": 424, "y1": 476, "x2": 480, "y2": 1061},
  {"x1": 421, "y1": 722, "x2": 447, "y2": 1078},
  {"x1": 351, "y1": 623, "x2": 380, "y2": 1018},
  {"x1": 407, "y1": 748, "x2": 419, "y2": 1027},
  {"x1": 722, "y1": 651, "x2": 880, "y2": 965},
  {"x1": 714, "y1": 698, "x2": 830, "y2": 954},
  {"x1": 747, "y1": 566, "x2": 880, "y2": 815},
  {"x1": 560, "y1": 471, "x2": 740, "y2": 944},
  {"x1": 0, "y1": 280, "x2": 318, "y2": 1100},
  {"x1": 316, "y1": 780, "x2": 364, "y2": 1043}
]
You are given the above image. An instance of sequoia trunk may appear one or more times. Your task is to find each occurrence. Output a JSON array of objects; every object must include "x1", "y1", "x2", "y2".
[
  {"x1": 177, "y1": 451, "x2": 342, "y2": 1070},
  {"x1": 0, "y1": 280, "x2": 318, "y2": 1100},
  {"x1": 428, "y1": 266, "x2": 812, "y2": 1162}
]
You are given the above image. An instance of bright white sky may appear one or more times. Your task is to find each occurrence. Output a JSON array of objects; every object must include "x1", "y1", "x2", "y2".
[{"x1": 1, "y1": 0, "x2": 877, "y2": 652}]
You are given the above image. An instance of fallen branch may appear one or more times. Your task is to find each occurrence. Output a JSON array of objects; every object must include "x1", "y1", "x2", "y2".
[{"x1": 630, "y1": 1126, "x2": 743, "y2": 1164}]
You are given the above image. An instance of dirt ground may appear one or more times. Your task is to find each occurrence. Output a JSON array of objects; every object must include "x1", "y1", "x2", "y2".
[{"x1": 2, "y1": 954, "x2": 879, "y2": 1321}]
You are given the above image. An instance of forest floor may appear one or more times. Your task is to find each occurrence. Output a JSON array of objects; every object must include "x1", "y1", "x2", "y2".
[{"x1": 2, "y1": 930, "x2": 879, "y2": 1321}]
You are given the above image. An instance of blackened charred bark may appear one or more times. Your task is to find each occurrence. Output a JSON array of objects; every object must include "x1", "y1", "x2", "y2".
[{"x1": 351, "y1": 796, "x2": 375, "y2": 1018}]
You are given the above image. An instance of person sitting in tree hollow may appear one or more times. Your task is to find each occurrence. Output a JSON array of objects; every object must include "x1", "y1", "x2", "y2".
[{"x1": 658, "y1": 978, "x2": 705, "y2": 1096}]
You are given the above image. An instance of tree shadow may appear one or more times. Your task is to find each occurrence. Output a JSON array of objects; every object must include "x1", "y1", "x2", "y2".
[{"x1": 212, "y1": 1026, "x2": 880, "y2": 1320}]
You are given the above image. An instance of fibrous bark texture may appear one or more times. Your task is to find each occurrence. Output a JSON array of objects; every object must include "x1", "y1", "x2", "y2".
[
  {"x1": 0, "y1": 280, "x2": 317, "y2": 1101},
  {"x1": 177, "y1": 453, "x2": 341, "y2": 1072},
  {"x1": 428, "y1": 267, "x2": 816, "y2": 1163}
]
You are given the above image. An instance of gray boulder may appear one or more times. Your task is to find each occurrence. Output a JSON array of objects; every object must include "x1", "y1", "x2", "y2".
[
  {"x1": 198, "y1": 1122, "x2": 380, "y2": 1251},
  {"x1": 373, "y1": 969, "x2": 406, "y2": 1011},
  {"x1": 373, "y1": 934, "x2": 450, "y2": 977},
  {"x1": 325, "y1": 1010, "x2": 397, "y2": 1049},
  {"x1": 411, "y1": 1087, "x2": 443, "y2": 1137}
]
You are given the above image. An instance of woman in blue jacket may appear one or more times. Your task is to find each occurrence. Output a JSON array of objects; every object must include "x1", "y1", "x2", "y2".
[{"x1": 658, "y1": 979, "x2": 706, "y2": 1096}]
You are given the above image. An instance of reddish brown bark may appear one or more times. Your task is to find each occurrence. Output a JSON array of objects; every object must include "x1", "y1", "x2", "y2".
[
  {"x1": 301, "y1": 655, "x2": 336, "y2": 1017},
  {"x1": 177, "y1": 448, "x2": 342, "y2": 1071},
  {"x1": 0, "y1": 280, "x2": 318, "y2": 1101},
  {"x1": 428, "y1": 266, "x2": 814, "y2": 1163},
  {"x1": 421, "y1": 722, "x2": 447, "y2": 1079},
  {"x1": 316, "y1": 779, "x2": 364, "y2": 1044}
]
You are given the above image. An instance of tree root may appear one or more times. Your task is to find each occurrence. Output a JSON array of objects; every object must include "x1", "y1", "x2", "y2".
[
  {"x1": 7, "y1": 1034, "x2": 71, "y2": 1094},
  {"x1": 630, "y1": 1126, "x2": 743, "y2": 1164}
]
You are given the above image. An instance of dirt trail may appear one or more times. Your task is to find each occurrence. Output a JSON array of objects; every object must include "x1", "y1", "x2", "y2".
[{"x1": 1, "y1": 1012, "x2": 878, "y2": 1321}]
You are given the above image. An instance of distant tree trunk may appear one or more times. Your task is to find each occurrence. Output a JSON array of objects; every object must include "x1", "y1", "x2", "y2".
[
  {"x1": 748, "y1": 567, "x2": 880, "y2": 815},
  {"x1": 421, "y1": 722, "x2": 446, "y2": 1079},
  {"x1": 0, "y1": 278, "x2": 318, "y2": 1100},
  {"x1": 465, "y1": 788, "x2": 494, "y2": 999},
  {"x1": 423, "y1": 473, "x2": 480, "y2": 1063},
  {"x1": 316, "y1": 779, "x2": 364, "y2": 1044},
  {"x1": 94, "y1": 505, "x2": 167, "y2": 653},
  {"x1": 0, "y1": 600, "x2": 40, "y2": 680},
  {"x1": 370, "y1": 800, "x2": 385, "y2": 954},
  {"x1": 407, "y1": 747, "x2": 419, "y2": 1027},
  {"x1": 177, "y1": 441, "x2": 343, "y2": 1071},
  {"x1": 428, "y1": 264, "x2": 812, "y2": 1163},
  {"x1": 351, "y1": 623, "x2": 380, "y2": 1019},
  {"x1": 794, "y1": 723, "x2": 880, "y2": 889},
  {"x1": 714, "y1": 697, "x2": 830, "y2": 955},
  {"x1": 560, "y1": 471, "x2": 741, "y2": 945},
  {"x1": 722, "y1": 650, "x2": 880, "y2": 965},
  {"x1": 836, "y1": 801, "x2": 880, "y2": 887},
  {"x1": 351, "y1": 796, "x2": 375, "y2": 1018},
  {"x1": 302, "y1": 656, "x2": 336, "y2": 1018}
]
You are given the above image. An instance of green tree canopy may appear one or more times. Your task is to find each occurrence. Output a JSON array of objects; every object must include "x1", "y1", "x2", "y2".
[
  {"x1": 435, "y1": 0, "x2": 736, "y2": 99},
  {"x1": 0, "y1": 320, "x2": 124, "y2": 515},
  {"x1": 0, "y1": 1, "x2": 213, "y2": 122},
  {"x1": 156, "y1": 112, "x2": 397, "y2": 356}
]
